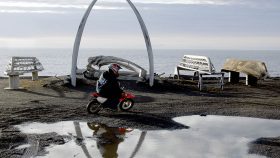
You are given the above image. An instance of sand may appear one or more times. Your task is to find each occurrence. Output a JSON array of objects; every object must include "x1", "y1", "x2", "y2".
[{"x1": 0, "y1": 76, "x2": 279, "y2": 157}]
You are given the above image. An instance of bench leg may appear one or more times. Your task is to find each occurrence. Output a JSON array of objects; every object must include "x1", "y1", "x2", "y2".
[
  {"x1": 198, "y1": 74, "x2": 203, "y2": 91},
  {"x1": 221, "y1": 73, "x2": 224, "y2": 90},
  {"x1": 32, "y1": 71, "x2": 39, "y2": 81},
  {"x1": 173, "y1": 67, "x2": 180, "y2": 79},
  {"x1": 177, "y1": 69, "x2": 180, "y2": 79},
  {"x1": 5, "y1": 75, "x2": 21, "y2": 90}
]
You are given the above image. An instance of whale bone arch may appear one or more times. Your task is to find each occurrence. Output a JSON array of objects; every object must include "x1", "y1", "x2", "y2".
[{"x1": 71, "y1": 0, "x2": 154, "y2": 87}]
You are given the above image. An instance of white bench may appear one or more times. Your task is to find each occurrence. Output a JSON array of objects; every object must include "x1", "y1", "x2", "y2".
[
  {"x1": 174, "y1": 55, "x2": 224, "y2": 91},
  {"x1": 4, "y1": 57, "x2": 44, "y2": 89}
]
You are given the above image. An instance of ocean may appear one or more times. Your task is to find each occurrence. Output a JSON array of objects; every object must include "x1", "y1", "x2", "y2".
[{"x1": 0, "y1": 48, "x2": 279, "y2": 77}]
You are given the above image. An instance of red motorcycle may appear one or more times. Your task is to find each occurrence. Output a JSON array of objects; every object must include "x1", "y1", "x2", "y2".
[{"x1": 87, "y1": 92, "x2": 135, "y2": 114}]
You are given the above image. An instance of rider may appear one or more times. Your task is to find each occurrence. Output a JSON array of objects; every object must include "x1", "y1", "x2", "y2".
[{"x1": 96, "y1": 63, "x2": 123, "y2": 110}]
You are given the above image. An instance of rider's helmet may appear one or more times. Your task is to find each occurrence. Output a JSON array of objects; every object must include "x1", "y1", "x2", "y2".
[{"x1": 108, "y1": 63, "x2": 122, "y2": 76}]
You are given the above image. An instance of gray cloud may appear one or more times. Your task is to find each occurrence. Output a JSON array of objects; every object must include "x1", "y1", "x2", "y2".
[
  {"x1": 1, "y1": 0, "x2": 280, "y2": 15},
  {"x1": 0, "y1": 0, "x2": 279, "y2": 49}
]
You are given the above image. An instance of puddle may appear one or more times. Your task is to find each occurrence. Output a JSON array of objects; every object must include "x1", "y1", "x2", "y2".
[{"x1": 14, "y1": 115, "x2": 280, "y2": 158}]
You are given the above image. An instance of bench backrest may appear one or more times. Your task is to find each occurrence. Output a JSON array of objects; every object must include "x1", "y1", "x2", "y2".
[
  {"x1": 5, "y1": 57, "x2": 44, "y2": 75},
  {"x1": 177, "y1": 55, "x2": 216, "y2": 74}
]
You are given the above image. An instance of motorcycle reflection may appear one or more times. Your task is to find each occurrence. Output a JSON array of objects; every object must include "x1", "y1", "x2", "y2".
[{"x1": 87, "y1": 122, "x2": 133, "y2": 158}]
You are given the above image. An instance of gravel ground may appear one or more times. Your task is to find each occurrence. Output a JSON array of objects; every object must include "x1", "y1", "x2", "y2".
[{"x1": 0, "y1": 76, "x2": 279, "y2": 158}]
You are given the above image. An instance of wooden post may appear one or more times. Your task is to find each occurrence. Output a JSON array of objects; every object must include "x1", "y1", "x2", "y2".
[
  {"x1": 246, "y1": 75, "x2": 258, "y2": 86},
  {"x1": 228, "y1": 71, "x2": 240, "y2": 83}
]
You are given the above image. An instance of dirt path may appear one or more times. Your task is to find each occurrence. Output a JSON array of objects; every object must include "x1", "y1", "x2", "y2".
[{"x1": 0, "y1": 76, "x2": 279, "y2": 157}]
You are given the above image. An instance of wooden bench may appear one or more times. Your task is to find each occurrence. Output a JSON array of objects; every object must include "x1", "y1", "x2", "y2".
[
  {"x1": 4, "y1": 57, "x2": 44, "y2": 89},
  {"x1": 222, "y1": 58, "x2": 268, "y2": 86},
  {"x1": 174, "y1": 55, "x2": 224, "y2": 91}
]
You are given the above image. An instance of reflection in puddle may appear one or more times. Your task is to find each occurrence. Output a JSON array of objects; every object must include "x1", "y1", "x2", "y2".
[
  {"x1": 87, "y1": 122, "x2": 139, "y2": 158},
  {"x1": 15, "y1": 144, "x2": 31, "y2": 150},
  {"x1": 15, "y1": 115, "x2": 280, "y2": 158}
]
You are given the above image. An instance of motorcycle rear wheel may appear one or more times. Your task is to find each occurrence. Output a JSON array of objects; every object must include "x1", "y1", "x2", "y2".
[
  {"x1": 119, "y1": 99, "x2": 134, "y2": 111},
  {"x1": 87, "y1": 99, "x2": 102, "y2": 114}
]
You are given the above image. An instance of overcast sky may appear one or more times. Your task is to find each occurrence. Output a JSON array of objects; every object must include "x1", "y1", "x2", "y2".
[{"x1": 0, "y1": 0, "x2": 279, "y2": 50}]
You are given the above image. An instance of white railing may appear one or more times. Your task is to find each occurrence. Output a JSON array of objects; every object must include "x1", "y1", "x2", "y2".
[{"x1": 4, "y1": 57, "x2": 44, "y2": 89}]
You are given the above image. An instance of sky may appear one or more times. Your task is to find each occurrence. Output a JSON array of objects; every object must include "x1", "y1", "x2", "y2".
[{"x1": 0, "y1": 0, "x2": 280, "y2": 50}]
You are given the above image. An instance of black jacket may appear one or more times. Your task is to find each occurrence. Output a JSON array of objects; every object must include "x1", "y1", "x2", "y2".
[{"x1": 96, "y1": 70, "x2": 123, "y2": 98}]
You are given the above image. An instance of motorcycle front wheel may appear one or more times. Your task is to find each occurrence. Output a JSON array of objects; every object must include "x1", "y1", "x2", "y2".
[
  {"x1": 87, "y1": 99, "x2": 102, "y2": 114},
  {"x1": 119, "y1": 99, "x2": 134, "y2": 111}
]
